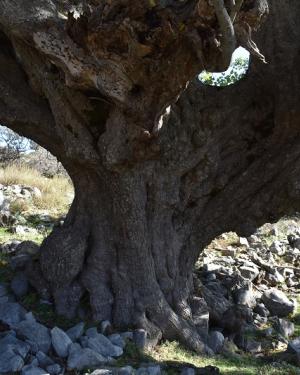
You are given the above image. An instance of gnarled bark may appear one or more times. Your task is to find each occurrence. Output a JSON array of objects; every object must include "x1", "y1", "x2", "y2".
[{"x1": 1, "y1": 0, "x2": 299, "y2": 353}]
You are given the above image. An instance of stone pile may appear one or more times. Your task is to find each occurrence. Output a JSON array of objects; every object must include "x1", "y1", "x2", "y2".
[{"x1": 194, "y1": 221, "x2": 300, "y2": 364}]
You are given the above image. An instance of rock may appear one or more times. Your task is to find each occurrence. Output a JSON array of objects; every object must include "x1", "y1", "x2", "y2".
[
  {"x1": 288, "y1": 337, "x2": 300, "y2": 354},
  {"x1": 86, "y1": 327, "x2": 99, "y2": 338},
  {"x1": 233, "y1": 285, "x2": 256, "y2": 308},
  {"x1": 12, "y1": 225, "x2": 38, "y2": 236},
  {"x1": 9, "y1": 253, "x2": 32, "y2": 270},
  {"x1": 88, "y1": 370, "x2": 113, "y2": 375},
  {"x1": 262, "y1": 289, "x2": 296, "y2": 317},
  {"x1": 25, "y1": 311, "x2": 36, "y2": 322},
  {"x1": 17, "y1": 320, "x2": 51, "y2": 353},
  {"x1": 46, "y1": 364, "x2": 62, "y2": 375},
  {"x1": 0, "y1": 333, "x2": 30, "y2": 374},
  {"x1": 245, "y1": 339, "x2": 262, "y2": 354},
  {"x1": 87, "y1": 333, "x2": 123, "y2": 357},
  {"x1": 190, "y1": 297, "x2": 209, "y2": 340},
  {"x1": 0, "y1": 240, "x2": 21, "y2": 254},
  {"x1": 36, "y1": 351, "x2": 54, "y2": 367},
  {"x1": 66, "y1": 322, "x2": 85, "y2": 342},
  {"x1": 254, "y1": 303, "x2": 270, "y2": 317},
  {"x1": 274, "y1": 318, "x2": 295, "y2": 337},
  {"x1": 288, "y1": 235, "x2": 300, "y2": 249},
  {"x1": 21, "y1": 364, "x2": 49, "y2": 375},
  {"x1": 208, "y1": 331, "x2": 224, "y2": 354},
  {"x1": 0, "y1": 349, "x2": 24, "y2": 373},
  {"x1": 222, "y1": 338, "x2": 239, "y2": 356},
  {"x1": 221, "y1": 247, "x2": 236, "y2": 257},
  {"x1": 133, "y1": 329, "x2": 147, "y2": 350},
  {"x1": 270, "y1": 241, "x2": 285, "y2": 256},
  {"x1": 201, "y1": 285, "x2": 232, "y2": 325},
  {"x1": 239, "y1": 265, "x2": 260, "y2": 281},
  {"x1": 0, "y1": 302, "x2": 26, "y2": 325},
  {"x1": 239, "y1": 237, "x2": 250, "y2": 248},
  {"x1": 180, "y1": 368, "x2": 195, "y2": 375},
  {"x1": 51, "y1": 326, "x2": 73, "y2": 357},
  {"x1": 0, "y1": 333, "x2": 31, "y2": 359},
  {"x1": 100, "y1": 320, "x2": 113, "y2": 335},
  {"x1": 0, "y1": 283, "x2": 8, "y2": 297},
  {"x1": 17, "y1": 240, "x2": 40, "y2": 256},
  {"x1": 265, "y1": 270, "x2": 285, "y2": 286},
  {"x1": 120, "y1": 331, "x2": 133, "y2": 341},
  {"x1": 67, "y1": 343, "x2": 107, "y2": 370},
  {"x1": 147, "y1": 366, "x2": 161, "y2": 375},
  {"x1": 109, "y1": 333, "x2": 126, "y2": 348},
  {"x1": 31, "y1": 187, "x2": 42, "y2": 198},
  {"x1": 234, "y1": 335, "x2": 262, "y2": 354},
  {"x1": 11, "y1": 272, "x2": 29, "y2": 298},
  {"x1": 118, "y1": 366, "x2": 135, "y2": 375}
]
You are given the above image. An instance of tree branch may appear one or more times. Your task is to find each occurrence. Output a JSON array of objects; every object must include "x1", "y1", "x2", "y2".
[{"x1": 211, "y1": 0, "x2": 236, "y2": 69}]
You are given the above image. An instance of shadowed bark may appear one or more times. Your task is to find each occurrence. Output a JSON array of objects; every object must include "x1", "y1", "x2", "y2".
[{"x1": 0, "y1": 0, "x2": 299, "y2": 353}]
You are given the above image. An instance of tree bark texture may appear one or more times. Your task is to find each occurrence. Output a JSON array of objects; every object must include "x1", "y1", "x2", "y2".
[{"x1": 0, "y1": 0, "x2": 299, "y2": 353}]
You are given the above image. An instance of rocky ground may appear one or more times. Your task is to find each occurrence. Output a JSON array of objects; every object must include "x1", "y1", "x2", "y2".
[{"x1": 0, "y1": 180, "x2": 300, "y2": 374}]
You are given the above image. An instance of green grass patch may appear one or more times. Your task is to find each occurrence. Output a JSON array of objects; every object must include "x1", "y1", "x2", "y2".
[
  {"x1": 0, "y1": 226, "x2": 46, "y2": 244},
  {"x1": 149, "y1": 341, "x2": 300, "y2": 375}
]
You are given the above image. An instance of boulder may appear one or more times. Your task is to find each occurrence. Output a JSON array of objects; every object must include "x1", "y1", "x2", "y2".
[
  {"x1": 100, "y1": 320, "x2": 113, "y2": 335},
  {"x1": 233, "y1": 285, "x2": 256, "y2": 308},
  {"x1": 190, "y1": 297, "x2": 209, "y2": 340},
  {"x1": 262, "y1": 289, "x2": 296, "y2": 317},
  {"x1": 0, "y1": 302, "x2": 26, "y2": 325},
  {"x1": 16, "y1": 240, "x2": 40, "y2": 256},
  {"x1": 9, "y1": 253, "x2": 32, "y2": 270},
  {"x1": 253, "y1": 303, "x2": 270, "y2": 317},
  {"x1": 51, "y1": 326, "x2": 73, "y2": 357},
  {"x1": 16, "y1": 320, "x2": 51, "y2": 353},
  {"x1": 239, "y1": 265, "x2": 260, "y2": 281},
  {"x1": 67, "y1": 343, "x2": 107, "y2": 370},
  {"x1": 87, "y1": 333, "x2": 123, "y2": 357},
  {"x1": 208, "y1": 331, "x2": 224, "y2": 354},
  {"x1": 265, "y1": 271, "x2": 285, "y2": 287},
  {"x1": 11, "y1": 272, "x2": 29, "y2": 298},
  {"x1": 109, "y1": 333, "x2": 126, "y2": 348},
  {"x1": 274, "y1": 318, "x2": 295, "y2": 338},
  {"x1": 0, "y1": 348, "x2": 24, "y2": 373},
  {"x1": 0, "y1": 334, "x2": 30, "y2": 374},
  {"x1": 36, "y1": 351, "x2": 54, "y2": 367},
  {"x1": 0, "y1": 240, "x2": 21, "y2": 254},
  {"x1": 46, "y1": 364, "x2": 62, "y2": 375},
  {"x1": 118, "y1": 366, "x2": 135, "y2": 375},
  {"x1": 288, "y1": 337, "x2": 300, "y2": 355},
  {"x1": 201, "y1": 285, "x2": 232, "y2": 325},
  {"x1": 21, "y1": 364, "x2": 49, "y2": 375},
  {"x1": 87, "y1": 370, "x2": 113, "y2": 375},
  {"x1": 0, "y1": 283, "x2": 8, "y2": 297},
  {"x1": 239, "y1": 237, "x2": 250, "y2": 248},
  {"x1": 0, "y1": 333, "x2": 31, "y2": 359},
  {"x1": 66, "y1": 322, "x2": 85, "y2": 342},
  {"x1": 133, "y1": 329, "x2": 148, "y2": 350},
  {"x1": 270, "y1": 241, "x2": 285, "y2": 256},
  {"x1": 180, "y1": 368, "x2": 195, "y2": 375}
]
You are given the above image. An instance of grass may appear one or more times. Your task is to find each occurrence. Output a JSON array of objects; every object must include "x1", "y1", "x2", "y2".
[
  {"x1": 149, "y1": 341, "x2": 300, "y2": 375},
  {"x1": 0, "y1": 164, "x2": 73, "y2": 215},
  {"x1": 0, "y1": 227, "x2": 46, "y2": 244}
]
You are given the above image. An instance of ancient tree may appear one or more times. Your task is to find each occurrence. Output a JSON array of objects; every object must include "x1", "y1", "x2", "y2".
[{"x1": 0, "y1": 0, "x2": 299, "y2": 353}]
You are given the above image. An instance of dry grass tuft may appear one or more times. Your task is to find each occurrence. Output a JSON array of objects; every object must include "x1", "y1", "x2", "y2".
[{"x1": 0, "y1": 164, "x2": 73, "y2": 215}]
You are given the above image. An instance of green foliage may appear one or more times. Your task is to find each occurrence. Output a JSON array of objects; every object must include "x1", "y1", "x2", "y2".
[{"x1": 199, "y1": 57, "x2": 249, "y2": 87}]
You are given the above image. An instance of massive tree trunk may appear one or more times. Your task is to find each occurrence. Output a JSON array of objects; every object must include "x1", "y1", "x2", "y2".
[{"x1": 0, "y1": 0, "x2": 299, "y2": 353}]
